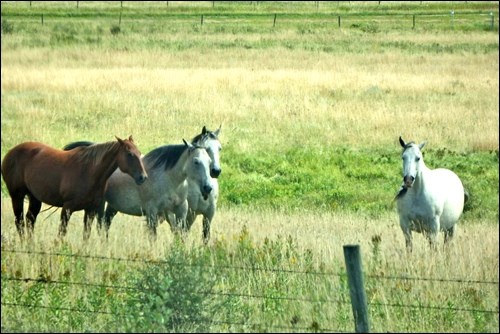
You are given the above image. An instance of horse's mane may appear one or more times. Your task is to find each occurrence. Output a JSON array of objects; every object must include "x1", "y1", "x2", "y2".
[
  {"x1": 394, "y1": 186, "x2": 408, "y2": 201},
  {"x1": 72, "y1": 141, "x2": 120, "y2": 166},
  {"x1": 144, "y1": 144, "x2": 187, "y2": 171},
  {"x1": 191, "y1": 129, "x2": 218, "y2": 146},
  {"x1": 63, "y1": 141, "x2": 94, "y2": 151},
  {"x1": 144, "y1": 142, "x2": 207, "y2": 171}
]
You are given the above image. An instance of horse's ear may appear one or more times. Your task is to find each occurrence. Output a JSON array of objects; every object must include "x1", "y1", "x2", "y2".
[
  {"x1": 202, "y1": 126, "x2": 207, "y2": 134},
  {"x1": 128, "y1": 135, "x2": 134, "y2": 143},
  {"x1": 115, "y1": 136, "x2": 124, "y2": 144},
  {"x1": 399, "y1": 136, "x2": 406, "y2": 148},
  {"x1": 214, "y1": 124, "x2": 221, "y2": 137},
  {"x1": 419, "y1": 141, "x2": 426, "y2": 150}
]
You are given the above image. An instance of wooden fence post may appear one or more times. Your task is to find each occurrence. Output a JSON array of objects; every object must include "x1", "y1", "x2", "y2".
[
  {"x1": 343, "y1": 245, "x2": 370, "y2": 333},
  {"x1": 273, "y1": 13, "x2": 277, "y2": 27}
]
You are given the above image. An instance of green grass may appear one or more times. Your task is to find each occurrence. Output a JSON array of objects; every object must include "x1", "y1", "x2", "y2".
[{"x1": 221, "y1": 145, "x2": 498, "y2": 221}]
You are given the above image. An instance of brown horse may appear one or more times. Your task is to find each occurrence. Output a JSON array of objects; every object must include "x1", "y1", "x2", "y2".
[{"x1": 1, "y1": 136, "x2": 148, "y2": 241}]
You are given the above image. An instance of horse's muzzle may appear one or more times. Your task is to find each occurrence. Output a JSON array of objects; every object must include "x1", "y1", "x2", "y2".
[
  {"x1": 403, "y1": 175, "x2": 414, "y2": 188},
  {"x1": 210, "y1": 168, "x2": 221, "y2": 178},
  {"x1": 202, "y1": 184, "x2": 213, "y2": 200},
  {"x1": 135, "y1": 174, "x2": 148, "y2": 185}
]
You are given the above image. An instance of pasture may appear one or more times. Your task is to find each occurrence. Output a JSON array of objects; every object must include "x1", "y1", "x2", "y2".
[{"x1": 1, "y1": 1, "x2": 499, "y2": 332}]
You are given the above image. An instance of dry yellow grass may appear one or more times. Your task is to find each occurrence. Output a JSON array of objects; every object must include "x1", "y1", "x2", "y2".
[
  {"x1": 2, "y1": 45, "x2": 498, "y2": 154},
  {"x1": 2, "y1": 198, "x2": 498, "y2": 296},
  {"x1": 2, "y1": 33, "x2": 498, "y2": 262}
]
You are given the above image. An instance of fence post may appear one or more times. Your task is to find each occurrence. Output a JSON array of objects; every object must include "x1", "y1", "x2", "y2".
[
  {"x1": 343, "y1": 245, "x2": 370, "y2": 333},
  {"x1": 273, "y1": 13, "x2": 277, "y2": 27},
  {"x1": 412, "y1": 14, "x2": 415, "y2": 29},
  {"x1": 338, "y1": 15, "x2": 341, "y2": 28}
]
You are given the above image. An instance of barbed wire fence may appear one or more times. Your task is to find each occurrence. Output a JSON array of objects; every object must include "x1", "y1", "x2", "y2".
[{"x1": 1, "y1": 246, "x2": 498, "y2": 333}]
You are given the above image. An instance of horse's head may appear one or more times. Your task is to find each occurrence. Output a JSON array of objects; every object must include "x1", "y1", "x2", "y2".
[
  {"x1": 191, "y1": 125, "x2": 222, "y2": 178},
  {"x1": 116, "y1": 136, "x2": 148, "y2": 185},
  {"x1": 183, "y1": 139, "x2": 213, "y2": 200},
  {"x1": 399, "y1": 136, "x2": 426, "y2": 189}
]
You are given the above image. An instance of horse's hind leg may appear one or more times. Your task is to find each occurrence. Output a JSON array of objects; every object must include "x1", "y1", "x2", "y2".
[
  {"x1": 26, "y1": 194, "x2": 42, "y2": 239},
  {"x1": 11, "y1": 194, "x2": 26, "y2": 240},
  {"x1": 444, "y1": 225, "x2": 456, "y2": 244}
]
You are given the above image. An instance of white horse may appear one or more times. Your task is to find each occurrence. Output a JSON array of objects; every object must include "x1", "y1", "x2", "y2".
[
  {"x1": 395, "y1": 137, "x2": 466, "y2": 252},
  {"x1": 102, "y1": 140, "x2": 213, "y2": 239},
  {"x1": 165, "y1": 126, "x2": 222, "y2": 244},
  {"x1": 185, "y1": 126, "x2": 221, "y2": 244}
]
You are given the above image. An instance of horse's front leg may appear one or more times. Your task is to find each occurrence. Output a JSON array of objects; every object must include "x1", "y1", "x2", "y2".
[
  {"x1": 104, "y1": 204, "x2": 118, "y2": 240},
  {"x1": 399, "y1": 217, "x2": 413, "y2": 253},
  {"x1": 146, "y1": 211, "x2": 159, "y2": 242},
  {"x1": 59, "y1": 208, "x2": 72, "y2": 238},
  {"x1": 202, "y1": 215, "x2": 212, "y2": 245},
  {"x1": 83, "y1": 210, "x2": 96, "y2": 241},
  {"x1": 202, "y1": 204, "x2": 216, "y2": 244},
  {"x1": 174, "y1": 200, "x2": 189, "y2": 233},
  {"x1": 95, "y1": 200, "x2": 106, "y2": 235},
  {"x1": 185, "y1": 208, "x2": 197, "y2": 232}
]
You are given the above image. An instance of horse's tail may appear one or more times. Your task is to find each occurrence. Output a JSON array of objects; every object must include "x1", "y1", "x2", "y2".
[
  {"x1": 464, "y1": 188, "x2": 470, "y2": 204},
  {"x1": 63, "y1": 141, "x2": 95, "y2": 151}
]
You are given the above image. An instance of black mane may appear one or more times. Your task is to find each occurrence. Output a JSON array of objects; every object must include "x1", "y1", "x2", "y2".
[{"x1": 144, "y1": 144, "x2": 187, "y2": 171}]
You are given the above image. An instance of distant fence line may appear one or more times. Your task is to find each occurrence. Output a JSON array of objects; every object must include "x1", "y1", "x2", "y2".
[
  {"x1": 21, "y1": 12, "x2": 500, "y2": 31},
  {"x1": 2, "y1": 246, "x2": 498, "y2": 333},
  {"x1": 2, "y1": 5, "x2": 497, "y2": 31}
]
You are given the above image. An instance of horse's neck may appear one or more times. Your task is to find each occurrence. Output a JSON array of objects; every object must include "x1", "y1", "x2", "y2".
[
  {"x1": 165, "y1": 149, "x2": 189, "y2": 186},
  {"x1": 86, "y1": 143, "x2": 120, "y2": 188},
  {"x1": 413, "y1": 161, "x2": 431, "y2": 193}
]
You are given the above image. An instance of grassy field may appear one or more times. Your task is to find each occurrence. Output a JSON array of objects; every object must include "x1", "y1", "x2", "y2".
[{"x1": 1, "y1": 1, "x2": 499, "y2": 333}]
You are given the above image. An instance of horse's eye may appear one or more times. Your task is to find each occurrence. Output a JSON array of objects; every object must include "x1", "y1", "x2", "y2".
[{"x1": 416, "y1": 157, "x2": 421, "y2": 162}]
